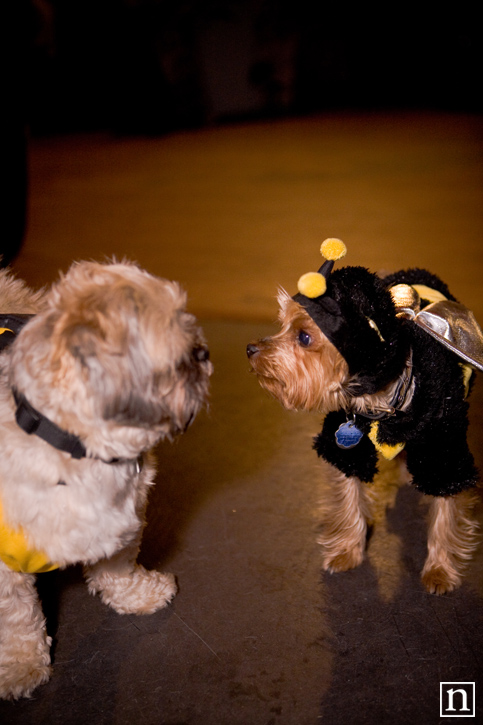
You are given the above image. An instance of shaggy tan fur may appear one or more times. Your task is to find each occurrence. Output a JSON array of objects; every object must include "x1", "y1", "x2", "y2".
[
  {"x1": 248, "y1": 289, "x2": 479, "y2": 596},
  {"x1": 0, "y1": 261, "x2": 212, "y2": 700}
]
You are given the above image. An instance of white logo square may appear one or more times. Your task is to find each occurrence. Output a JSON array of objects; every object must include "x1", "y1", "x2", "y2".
[{"x1": 440, "y1": 682, "x2": 475, "y2": 718}]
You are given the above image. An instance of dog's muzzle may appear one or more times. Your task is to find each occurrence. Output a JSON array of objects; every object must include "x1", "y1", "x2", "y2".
[{"x1": 246, "y1": 344, "x2": 259, "y2": 358}]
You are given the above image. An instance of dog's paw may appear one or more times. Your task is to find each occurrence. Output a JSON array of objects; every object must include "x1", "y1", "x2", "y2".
[
  {"x1": 87, "y1": 565, "x2": 177, "y2": 615},
  {"x1": 0, "y1": 653, "x2": 52, "y2": 701},
  {"x1": 321, "y1": 547, "x2": 364, "y2": 573},
  {"x1": 421, "y1": 565, "x2": 460, "y2": 596}
]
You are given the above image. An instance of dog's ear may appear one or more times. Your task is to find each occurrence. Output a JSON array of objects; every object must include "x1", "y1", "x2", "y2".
[
  {"x1": 57, "y1": 308, "x2": 171, "y2": 427},
  {"x1": 64, "y1": 318, "x2": 107, "y2": 366},
  {"x1": 277, "y1": 288, "x2": 292, "y2": 320}
]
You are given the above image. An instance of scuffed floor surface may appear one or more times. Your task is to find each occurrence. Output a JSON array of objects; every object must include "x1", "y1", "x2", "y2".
[
  {"x1": 1, "y1": 320, "x2": 482, "y2": 725},
  {"x1": 3, "y1": 113, "x2": 483, "y2": 723}
]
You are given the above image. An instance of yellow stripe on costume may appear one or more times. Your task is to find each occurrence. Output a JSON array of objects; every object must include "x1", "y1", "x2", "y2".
[
  {"x1": 460, "y1": 363, "x2": 473, "y2": 398},
  {"x1": 411, "y1": 285, "x2": 474, "y2": 397},
  {"x1": 0, "y1": 499, "x2": 58, "y2": 574},
  {"x1": 368, "y1": 421, "x2": 405, "y2": 460},
  {"x1": 411, "y1": 285, "x2": 448, "y2": 304},
  {"x1": 411, "y1": 286, "x2": 473, "y2": 397},
  {"x1": 0, "y1": 327, "x2": 14, "y2": 335}
]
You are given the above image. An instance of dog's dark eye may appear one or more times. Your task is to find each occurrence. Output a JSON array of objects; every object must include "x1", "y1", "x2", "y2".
[
  {"x1": 298, "y1": 330, "x2": 312, "y2": 347},
  {"x1": 192, "y1": 346, "x2": 210, "y2": 362}
]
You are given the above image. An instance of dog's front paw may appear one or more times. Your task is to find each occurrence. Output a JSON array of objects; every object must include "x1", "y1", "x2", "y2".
[
  {"x1": 87, "y1": 565, "x2": 177, "y2": 615},
  {"x1": 321, "y1": 545, "x2": 364, "y2": 573},
  {"x1": 421, "y1": 565, "x2": 461, "y2": 596},
  {"x1": 0, "y1": 640, "x2": 52, "y2": 701}
]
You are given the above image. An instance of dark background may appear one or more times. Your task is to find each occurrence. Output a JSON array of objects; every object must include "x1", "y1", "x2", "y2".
[
  {"x1": 5, "y1": 1, "x2": 480, "y2": 267},
  {"x1": 9, "y1": 0, "x2": 482, "y2": 138}
]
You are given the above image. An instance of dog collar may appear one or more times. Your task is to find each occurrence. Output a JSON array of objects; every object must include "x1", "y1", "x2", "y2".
[
  {"x1": 13, "y1": 388, "x2": 88, "y2": 459},
  {"x1": 12, "y1": 390, "x2": 145, "y2": 469},
  {"x1": 347, "y1": 349, "x2": 414, "y2": 421},
  {"x1": 335, "y1": 351, "x2": 414, "y2": 454},
  {"x1": 3, "y1": 315, "x2": 144, "y2": 467},
  {"x1": 1, "y1": 316, "x2": 89, "y2": 459}
]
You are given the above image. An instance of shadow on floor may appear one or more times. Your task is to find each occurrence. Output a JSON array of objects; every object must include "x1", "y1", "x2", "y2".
[{"x1": 1, "y1": 320, "x2": 482, "y2": 724}]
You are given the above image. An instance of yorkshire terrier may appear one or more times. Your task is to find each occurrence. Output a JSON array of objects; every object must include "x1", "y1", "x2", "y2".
[
  {"x1": 248, "y1": 239, "x2": 482, "y2": 596},
  {"x1": 0, "y1": 260, "x2": 212, "y2": 699}
]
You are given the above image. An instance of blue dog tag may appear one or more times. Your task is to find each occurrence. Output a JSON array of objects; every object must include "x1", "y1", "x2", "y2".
[{"x1": 335, "y1": 420, "x2": 364, "y2": 449}]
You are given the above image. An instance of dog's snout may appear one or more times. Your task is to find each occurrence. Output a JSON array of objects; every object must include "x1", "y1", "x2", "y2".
[
  {"x1": 193, "y1": 346, "x2": 210, "y2": 363},
  {"x1": 246, "y1": 343, "x2": 259, "y2": 359}
]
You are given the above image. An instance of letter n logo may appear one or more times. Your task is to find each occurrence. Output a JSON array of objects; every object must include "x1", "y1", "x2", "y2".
[{"x1": 440, "y1": 682, "x2": 475, "y2": 717}]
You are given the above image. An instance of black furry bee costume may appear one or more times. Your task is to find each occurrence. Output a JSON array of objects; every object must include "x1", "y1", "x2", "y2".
[{"x1": 293, "y1": 240, "x2": 483, "y2": 497}]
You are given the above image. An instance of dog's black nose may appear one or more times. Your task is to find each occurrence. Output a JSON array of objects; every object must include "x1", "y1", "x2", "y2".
[
  {"x1": 193, "y1": 346, "x2": 210, "y2": 363},
  {"x1": 246, "y1": 343, "x2": 259, "y2": 358}
]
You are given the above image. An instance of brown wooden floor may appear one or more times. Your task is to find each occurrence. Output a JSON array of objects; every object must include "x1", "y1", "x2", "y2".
[
  {"x1": 12, "y1": 111, "x2": 483, "y2": 323},
  {"x1": 2, "y1": 111, "x2": 483, "y2": 724}
]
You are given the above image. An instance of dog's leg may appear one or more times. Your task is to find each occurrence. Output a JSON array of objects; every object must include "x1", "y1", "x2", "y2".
[
  {"x1": 84, "y1": 467, "x2": 177, "y2": 615},
  {"x1": 421, "y1": 490, "x2": 480, "y2": 595},
  {"x1": 83, "y1": 532, "x2": 177, "y2": 615},
  {"x1": 0, "y1": 565, "x2": 52, "y2": 700},
  {"x1": 318, "y1": 467, "x2": 371, "y2": 572}
]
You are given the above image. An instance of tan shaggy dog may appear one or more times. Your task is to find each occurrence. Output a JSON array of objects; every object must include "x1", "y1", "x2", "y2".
[{"x1": 0, "y1": 260, "x2": 212, "y2": 700}]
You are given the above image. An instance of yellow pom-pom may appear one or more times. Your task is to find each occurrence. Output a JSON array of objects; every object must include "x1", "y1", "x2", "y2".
[
  {"x1": 297, "y1": 272, "x2": 327, "y2": 298},
  {"x1": 320, "y1": 238, "x2": 347, "y2": 262}
]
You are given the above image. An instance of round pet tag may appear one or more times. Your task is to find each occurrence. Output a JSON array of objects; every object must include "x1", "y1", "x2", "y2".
[{"x1": 335, "y1": 420, "x2": 364, "y2": 449}]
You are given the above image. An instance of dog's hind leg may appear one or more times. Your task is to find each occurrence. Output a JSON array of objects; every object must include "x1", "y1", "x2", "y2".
[
  {"x1": 318, "y1": 467, "x2": 371, "y2": 573},
  {"x1": 421, "y1": 490, "x2": 480, "y2": 595},
  {"x1": 0, "y1": 565, "x2": 52, "y2": 700}
]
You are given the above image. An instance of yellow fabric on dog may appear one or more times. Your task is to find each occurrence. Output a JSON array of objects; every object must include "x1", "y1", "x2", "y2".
[
  {"x1": 461, "y1": 363, "x2": 473, "y2": 398},
  {"x1": 0, "y1": 327, "x2": 13, "y2": 335},
  {"x1": 411, "y1": 284, "x2": 448, "y2": 304},
  {"x1": 368, "y1": 421, "x2": 405, "y2": 460},
  {"x1": 0, "y1": 499, "x2": 58, "y2": 574},
  {"x1": 409, "y1": 285, "x2": 474, "y2": 396}
]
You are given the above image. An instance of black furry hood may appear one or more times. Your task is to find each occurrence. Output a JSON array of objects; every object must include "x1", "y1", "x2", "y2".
[{"x1": 294, "y1": 266, "x2": 409, "y2": 394}]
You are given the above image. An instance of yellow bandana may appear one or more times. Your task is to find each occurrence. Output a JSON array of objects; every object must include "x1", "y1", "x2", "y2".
[{"x1": 0, "y1": 499, "x2": 58, "y2": 574}]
